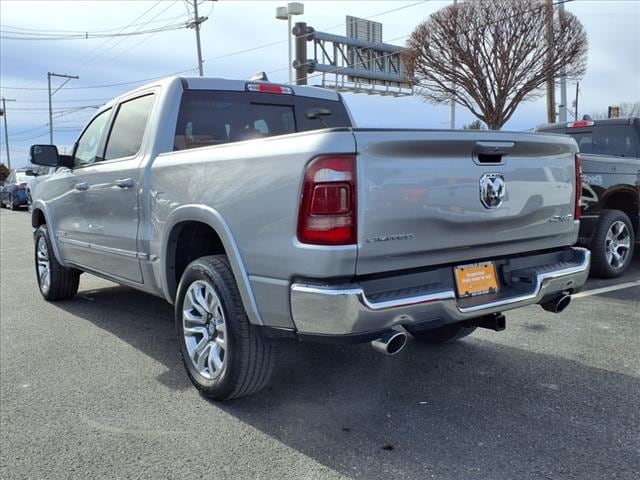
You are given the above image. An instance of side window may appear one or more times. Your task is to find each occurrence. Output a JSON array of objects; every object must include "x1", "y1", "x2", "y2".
[
  {"x1": 74, "y1": 109, "x2": 112, "y2": 168},
  {"x1": 104, "y1": 94, "x2": 155, "y2": 161}
]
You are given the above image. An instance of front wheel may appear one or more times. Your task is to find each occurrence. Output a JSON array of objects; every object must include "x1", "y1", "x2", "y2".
[
  {"x1": 175, "y1": 255, "x2": 275, "y2": 400},
  {"x1": 406, "y1": 323, "x2": 477, "y2": 344},
  {"x1": 590, "y1": 210, "x2": 635, "y2": 278},
  {"x1": 34, "y1": 225, "x2": 80, "y2": 301}
]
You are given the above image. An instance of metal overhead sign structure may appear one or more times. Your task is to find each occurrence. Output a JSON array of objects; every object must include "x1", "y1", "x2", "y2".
[{"x1": 293, "y1": 16, "x2": 413, "y2": 97}]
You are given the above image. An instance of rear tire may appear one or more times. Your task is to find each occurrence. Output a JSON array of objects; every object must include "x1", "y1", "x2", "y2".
[
  {"x1": 590, "y1": 210, "x2": 635, "y2": 278},
  {"x1": 175, "y1": 255, "x2": 275, "y2": 400},
  {"x1": 406, "y1": 323, "x2": 477, "y2": 344},
  {"x1": 34, "y1": 225, "x2": 80, "y2": 301}
]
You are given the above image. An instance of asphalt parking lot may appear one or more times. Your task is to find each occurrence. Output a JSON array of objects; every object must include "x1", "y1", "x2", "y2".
[{"x1": 1, "y1": 207, "x2": 638, "y2": 480}]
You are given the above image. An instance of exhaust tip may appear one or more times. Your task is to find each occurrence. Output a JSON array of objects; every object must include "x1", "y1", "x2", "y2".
[
  {"x1": 371, "y1": 329, "x2": 407, "y2": 356},
  {"x1": 541, "y1": 295, "x2": 571, "y2": 313}
]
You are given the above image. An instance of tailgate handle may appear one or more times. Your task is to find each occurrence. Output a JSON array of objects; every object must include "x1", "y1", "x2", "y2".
[
  {"x1": 74, "y1": 182, "x2": 89, "y2": 191},
  {"x1": 473, "y1": 141, "x2": 514, "y2": 164}
]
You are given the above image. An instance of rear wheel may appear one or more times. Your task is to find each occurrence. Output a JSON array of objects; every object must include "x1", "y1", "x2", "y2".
[
  {"x1": 406, "y1": 323, "x2": 477, "y2": 344},
  {"x1": 34, "y1": 225, "x2": 80, "y2": 301},
  {"x1": 590, "y1": 210, "x2": 635, "y2": 278},
  {"x1": 175, "y1": 255, "x2": 275, "y2": 400}
]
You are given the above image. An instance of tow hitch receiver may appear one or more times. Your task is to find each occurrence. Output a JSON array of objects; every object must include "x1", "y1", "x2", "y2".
[{"x1": 476, "y1": 313, "x2": 506, "y2": 332}]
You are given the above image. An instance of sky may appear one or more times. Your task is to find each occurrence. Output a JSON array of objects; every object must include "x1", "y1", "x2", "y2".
[{"x1": 1, "y1": 0, "x2": 639, "y2": 169}]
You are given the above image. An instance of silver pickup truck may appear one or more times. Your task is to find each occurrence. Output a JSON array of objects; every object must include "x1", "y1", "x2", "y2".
[{"x1": 29, "y1": 76, "x2": 590, "y2": 400}]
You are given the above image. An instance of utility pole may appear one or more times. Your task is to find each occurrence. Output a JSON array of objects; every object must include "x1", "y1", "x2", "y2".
[
  {"x1": 450, "y1": 0, "x2": 457, "y2": 129},
  {"x1": 48, "y1": 72, "x2": 79, "y2": 144},
  {"x1": 574, "y1": 81, "x2": 580, "y2": 121},
  {"x1": 558, "y1": 1, "x2": 567, "y2": 122},
  {"x1": 1, "y1": 97, "x2": 16, "y2": 169},
  {"x1": 188, "y1": 0, "x2": 210, "y2": 76},
  {"x1": 545, "y1": 0, "x2": 556, "y2": 123}
]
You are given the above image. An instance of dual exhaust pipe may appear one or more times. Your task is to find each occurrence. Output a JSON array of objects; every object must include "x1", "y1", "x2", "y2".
[
  {"x1": 541, "y1": 294, "x2": 572, "y2": 313},
  {"x1": 371, "y1": 329, "x2": 407, "y2": 356},
  {"x1": 370, "y1": 294, "x2": 571, "y2": 355}
]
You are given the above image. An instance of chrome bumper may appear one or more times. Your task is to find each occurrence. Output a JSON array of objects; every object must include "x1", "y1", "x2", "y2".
[{"x1": 290, "y1": 247, "x2": 590, "y2": 336}]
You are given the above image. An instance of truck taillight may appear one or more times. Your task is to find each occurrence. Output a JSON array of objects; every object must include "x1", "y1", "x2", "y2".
[
  {"x1": 574, "y1": 154, "x2": 582, "y2": 220},
  {"x1": 297, "y1": 155, "x2": 357, "y2": 245}
]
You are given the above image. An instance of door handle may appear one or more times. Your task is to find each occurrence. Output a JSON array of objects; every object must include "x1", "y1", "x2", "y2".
[
  {"x1": 115, "y1": 178, "x2": 134, "y2": 189},
  {"x1": 74, "y1": 182, "x2": 89, "y2": 191}
]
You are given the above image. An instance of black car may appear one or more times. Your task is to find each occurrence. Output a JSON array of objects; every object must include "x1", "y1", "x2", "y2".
[{"x1": 536, "y1": 117, "x2": 639, "y2": 277}]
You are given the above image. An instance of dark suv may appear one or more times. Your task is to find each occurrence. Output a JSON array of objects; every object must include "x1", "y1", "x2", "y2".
[{"x1": 537, "y1": 117, "x2": 639, "y2": 277}]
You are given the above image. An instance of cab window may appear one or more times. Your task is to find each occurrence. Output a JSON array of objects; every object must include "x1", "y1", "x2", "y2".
[
  {"x1": 104, "y1": 94, "x2": 155, "y2": 161},
  {"x1": 74, "y1": 109, "x2": 112, "y2": 168}
]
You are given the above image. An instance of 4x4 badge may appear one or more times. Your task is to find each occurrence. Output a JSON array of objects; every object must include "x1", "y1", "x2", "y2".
[{"x1": 480, "y1": 173, "x2": 506, "y2": 209}]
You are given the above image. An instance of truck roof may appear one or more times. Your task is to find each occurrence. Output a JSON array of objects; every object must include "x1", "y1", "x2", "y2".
[
  {"x1": 537, "y1": 116, "x2": 640, "y2": 131},
  {"x1": 104, "y1": 75, "x2": 342, "y2": 109}
]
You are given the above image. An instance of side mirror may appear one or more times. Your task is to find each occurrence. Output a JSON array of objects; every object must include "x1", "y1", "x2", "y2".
[
  {"x1": 29, "y1": 145, "x2": 73, "y2": 169},
  {"x1": 29, "y1": 145, "x2": 59, "y2": 167}
]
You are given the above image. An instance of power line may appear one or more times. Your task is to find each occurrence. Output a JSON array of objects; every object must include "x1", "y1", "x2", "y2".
[
  {"x1": 298, "y1": 0, "x2": 575, "y2": 86},
  {"x1": 75, "y1": 1, "x2": 181, "y2": 71},
  {"x1": 1, "y1": 13, "x2": 188, "y2": 35},
  {"x1": 1, "y1": 0, "x2": 429, "y2": 93},
  {"x1": 0, "y1": 23, "x2": 187, "y2": 41},
  {"x1": 72, "y1": 1, "x2": 164, "y2": 64}
]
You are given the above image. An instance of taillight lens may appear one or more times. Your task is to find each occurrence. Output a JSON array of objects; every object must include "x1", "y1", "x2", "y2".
[
  {"x1": 297, "y1": 154, "x2": 357, "y2": 245},
  {"x1": 574, "y1": 154, "x2": 582, "y2": 220}
]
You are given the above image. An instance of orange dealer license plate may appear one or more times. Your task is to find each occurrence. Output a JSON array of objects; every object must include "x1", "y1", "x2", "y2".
[{"x1": 454, "y1": 261, "x2": 499, "y2": 298}]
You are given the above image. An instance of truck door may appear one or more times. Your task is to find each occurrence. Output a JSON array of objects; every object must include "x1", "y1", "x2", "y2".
[{"x1": 57, "y1": 93, "x2": 155, "y2": 283}]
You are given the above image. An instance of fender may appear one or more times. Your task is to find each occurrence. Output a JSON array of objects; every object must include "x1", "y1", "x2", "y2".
[
  {"x1": 30, "y1": 199, "x2": 66, "y2": 267},
  {"x1": 160, "y1": 204, "x2": 263, "y2": 326}
]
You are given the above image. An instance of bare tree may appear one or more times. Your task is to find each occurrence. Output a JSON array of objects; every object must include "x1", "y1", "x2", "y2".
[
  {"x1": 594, "y1": 101, "x2": 640, "y2": 119},
  {"x1": 403, "y1": 0, "x2": 588, "y2": 130}
]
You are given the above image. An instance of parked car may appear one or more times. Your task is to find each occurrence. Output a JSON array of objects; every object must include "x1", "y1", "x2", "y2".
[
  {"x1": 536, "y1": 117, "x2": 639, "y2": 277},
  {"x1": 0, "y1": 169, "x2": 30, "y2": 210},
  {"x1": 29, "y1": 75, "x2": 589, "y2": 400},
  {"x1": 24, "y1": 161, "x2": 67, "y2": 211}
]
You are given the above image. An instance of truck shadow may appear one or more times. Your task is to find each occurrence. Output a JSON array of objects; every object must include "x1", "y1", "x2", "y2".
[{"x1": 52, "y1": 284, "x2": 639, "y2": 480}]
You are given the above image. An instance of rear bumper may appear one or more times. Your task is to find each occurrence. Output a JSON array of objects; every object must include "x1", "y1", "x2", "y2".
[{"x1": 290, "y1": 247, "x2": 590, "y2": 337}]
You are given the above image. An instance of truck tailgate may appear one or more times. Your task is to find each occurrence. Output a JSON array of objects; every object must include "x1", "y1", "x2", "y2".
[{"x1": 354, "y1": 129, "x2": 579, "y2": 276}]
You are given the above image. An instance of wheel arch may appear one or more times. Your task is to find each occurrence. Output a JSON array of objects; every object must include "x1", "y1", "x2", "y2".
[
  {"x1": 161, "y1": 205, "x2": 263, "y2": 326},
  {"x1": 601, "y1": 190, "x2": 639, "y2": 234},
  {"x1": 30, "y1": 202, "x2": 66, "y2": 266}
]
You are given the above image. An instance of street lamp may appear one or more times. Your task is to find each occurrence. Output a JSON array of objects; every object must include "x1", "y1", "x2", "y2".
[{"x1": 276, "y1": 2, "x2": 304, "y2": 84}]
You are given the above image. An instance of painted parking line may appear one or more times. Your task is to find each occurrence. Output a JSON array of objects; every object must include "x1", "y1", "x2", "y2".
[{"x1": 572, "y1": 279, "x2": 640, "y2": 299}]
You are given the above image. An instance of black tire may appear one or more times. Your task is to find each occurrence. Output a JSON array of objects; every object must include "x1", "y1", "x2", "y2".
[
  {"x1": 34, "y1": 225, "x2": 80, "y2": 301},
  {"x1": 406, "y1": 323, "x2": 477, "y2": 344},
  {"x1": 590, "y1": 210, "x2": 635, "y2": 278},
  {"x1": 175, "y1": 255, "x2": 275, "y2": 400}
]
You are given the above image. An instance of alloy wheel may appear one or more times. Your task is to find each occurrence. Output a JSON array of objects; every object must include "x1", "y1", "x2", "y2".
[
  {"x1": 36, "y1": 236, "x2": 51, "y2": 294},
  {"x1": 605, "y1": 220, "x2": 631, "y2": 270},
  {"x1": 182, "y1": 280, "x2": 227, "y2": 380}
]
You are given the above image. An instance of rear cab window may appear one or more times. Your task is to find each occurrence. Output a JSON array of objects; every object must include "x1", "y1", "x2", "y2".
[
  {"x1": 540, "y1": 124, "x2": 639, "y2": 157},
  {"x1": 174, "y1": 89, "x2": 351, "y2": 151}
]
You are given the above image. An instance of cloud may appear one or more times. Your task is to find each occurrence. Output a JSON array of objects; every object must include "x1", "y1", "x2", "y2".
[{"x1": 1, "y1": 0, "x2": 638, "y2": 167}]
